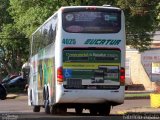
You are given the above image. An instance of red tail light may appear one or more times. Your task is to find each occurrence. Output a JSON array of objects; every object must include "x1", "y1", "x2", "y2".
[
  {"x1": 57, "y1": 67, "x2": 63, "y2": 83},
  {"x1": 120, "y1": 67, "x2": 125, "y2": 85}
]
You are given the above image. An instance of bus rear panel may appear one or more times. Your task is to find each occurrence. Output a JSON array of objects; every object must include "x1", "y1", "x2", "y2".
[{"x1": 29, "y1": 6, "x2": 125, "y2": 115}]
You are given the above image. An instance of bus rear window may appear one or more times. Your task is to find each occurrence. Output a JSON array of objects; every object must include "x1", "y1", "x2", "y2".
[{"x1": 62, "y1": 10, "x2": 121, "y2": 33}]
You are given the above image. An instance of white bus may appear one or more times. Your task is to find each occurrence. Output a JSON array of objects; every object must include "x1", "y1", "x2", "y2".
[{"x1": 28, "y1": 5, "x2": 126, "y2": 115}]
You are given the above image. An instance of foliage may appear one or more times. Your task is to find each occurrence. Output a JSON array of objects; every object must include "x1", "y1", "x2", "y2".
[
  {"x1": 157, "y1": 2, "x2": 160, "y2": 28},
  {"x1": 8, "y1": 0, "x2": 160, "y2": 51},
  {"x1": 0, "y1": 0, "x2": 13, "y2": 32},
  {"x1": 0, "y1": 24, "x2": 29, "y2": 75},
  {"x1": 0, "y1": 0, "x2": 29, "y2": 78},
  {"x1": 9, "y1": 0, "x2": 58, "y2": 38},
  {"x1": 125, "y1": 93, "x2": 150, "y2": 98},
  {"x1": 0, "y1": 0, "x2": 159, "y2": 78},
  {"x1": 117, "y1": 0, "x2": 160, "y2": 51}
]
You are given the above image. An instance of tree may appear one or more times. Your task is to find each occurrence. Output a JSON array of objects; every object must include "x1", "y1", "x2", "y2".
[
  {"x1": 8, "y1": 0, "x2": 117, "y2": 37},
  {"x1": 0, "y1": 24, "x2": 29, "y2": 76},
  {"x1": 157, "y1": 2, "x2": 160, "y2": 28},
  {"x1": 0, "y1": 0, "x2": 158, "y2": 78},
  {"x1": 0, "y1": 0, "x2": 29, "y2": 78},
  {"x1": 117, "y1": 0, "x2": 160, "y2": 51},
  {"x1": 9, "y1": 0, "x2": 58, "y2": 38},
  {"x1": 8, "y1": 0, "x2": 159, "y2": 51},
  {"x1": 0, "y1": 0, "x2": 13, "y2": 32}
]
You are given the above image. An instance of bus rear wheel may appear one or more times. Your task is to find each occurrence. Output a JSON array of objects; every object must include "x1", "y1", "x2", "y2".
[
  {"x1": 75, "y1": 107, "x2": 83, "y2": 114},
  {"x1": 98, "y1": 105, "x2": 111, "y2": 116},
  {"x1": 51, "y1": 105, "x2": 67, "y2": 114},
  {"x1": 51, "y1": 105, "x2": 57, "y2": 114},
  {"x1": 44, "y1": 100, "x2": 50, "y2": 114},
  {"x1": 33, "y1": 106, "x2": 40, "y2": 112},
  {"x1": 89, "y1": 108, "x2": 97, "y2": 115},
  {"x1": 30, "y1": 90, "x2": 33, "y2": 105},
  {"x1": 44, "y1": 89, "x2": 50, "y2": 114}
]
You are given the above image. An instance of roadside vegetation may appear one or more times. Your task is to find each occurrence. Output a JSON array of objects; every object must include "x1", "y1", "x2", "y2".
[
  {"x1": 125, "y1": 93, "x2": 150, "y2": 99},
  {"x1": 0, "y1": 0, "x2": 160, "y2": 79}
]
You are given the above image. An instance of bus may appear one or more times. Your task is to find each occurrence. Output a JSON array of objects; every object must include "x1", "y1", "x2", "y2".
[{"x1": 28, "y1": 5, "x2": 126, "y2": 115}]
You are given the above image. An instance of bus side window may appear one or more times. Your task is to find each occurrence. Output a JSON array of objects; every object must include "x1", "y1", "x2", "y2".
[
  {"x1": 52, "y1": 14, "x2": 57, "y2": 44},
  {"x1": 52, "y1": 25, "x2": 57, "y2": 44},
  {"x1": 47, "y1": 16, "x2": 57, "y2": 44},
  {"x1": 48, "y1": 24, "x2": 54, "y2": 44}
]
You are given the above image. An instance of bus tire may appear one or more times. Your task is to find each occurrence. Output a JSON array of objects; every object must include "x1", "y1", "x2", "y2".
[
  {"x1": 33, "y1": 106, "x2": 40, "y2": 112},
  {"x1": 75, "y1": 107, "x2": 83, "y2": 114},
  {"x1": 89, "y1": 108, "x2": 97, "y2": 115},
  {"x1": 59, "y1": 105, "x2": 67, "y2": 114},
  {"x1": 0, "y1": 84, "x2": 7, "y2": 100},
  {"x1": 44, "y1": 100, "x2": 50, "y2": 114},
  {"x1": 98, "y1": 105, "x2": 111, "y2": 116},
  {"x1": 51, "y1": 105, "x2": 57, "y2": 114},
  {"x1": 51, "y1": 105, "x2": 67, "y2": 114},
  {"x1": 30, "y1": 90, "x2": 33, "y2": 105},
  {"x1": 44, "y1": 89, "x2": 50, "y2": 114}
]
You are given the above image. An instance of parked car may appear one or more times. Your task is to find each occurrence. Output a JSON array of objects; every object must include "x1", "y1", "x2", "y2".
[
  {"x1": 1, "y1": 75, "x2": 18, "y2": 84},
  {"x1": 0, "y1": 83, "x2": 7, "y2": 100},
  {"x1": 2, "y1": 76, "x2": 27, "y2": 92}
]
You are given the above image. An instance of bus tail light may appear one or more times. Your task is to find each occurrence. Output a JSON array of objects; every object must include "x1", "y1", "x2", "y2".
[
  {"x1": 57, "y1": 67, "x2": 63, "y2": 83},
  {"x1": 120, "y1": 67, "x2": 125, "y2": 85}
]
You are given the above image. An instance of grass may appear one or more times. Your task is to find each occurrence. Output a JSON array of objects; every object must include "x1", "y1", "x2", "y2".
[{"x1": 125, "y1": 93, "x2": 150, "y2": 99}]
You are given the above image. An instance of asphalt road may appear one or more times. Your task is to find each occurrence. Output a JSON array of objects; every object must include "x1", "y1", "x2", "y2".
[{"x1": 0, "y1": 94, "x2": 153, "y2": 120}]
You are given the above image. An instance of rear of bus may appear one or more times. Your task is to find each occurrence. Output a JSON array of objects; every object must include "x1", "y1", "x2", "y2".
[{"x1": 56, "y1": 6, "x2": 125, "y2": 114}]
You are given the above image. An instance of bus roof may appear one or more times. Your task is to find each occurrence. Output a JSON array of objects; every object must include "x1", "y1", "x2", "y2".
[{"x1": 60, "y1": 6, "x2": 121, "y2": 10}]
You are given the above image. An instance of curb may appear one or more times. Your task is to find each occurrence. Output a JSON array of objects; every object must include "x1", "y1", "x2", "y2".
[
  {"x1": 125, "y1": 90, "x2": 154, "y2": 94},
  {"x1": 116, "y1": 107, "x2": 160, "y2": 115},
  {"x1": 125, "y1": 96, "x2": 150, "y2": 100},
  {"x1": 6, "y1": 94, "x2": 18, "y2": 99},
  {"x1": 125, "y1": 91, "x2": 152, "y2": 100}
]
